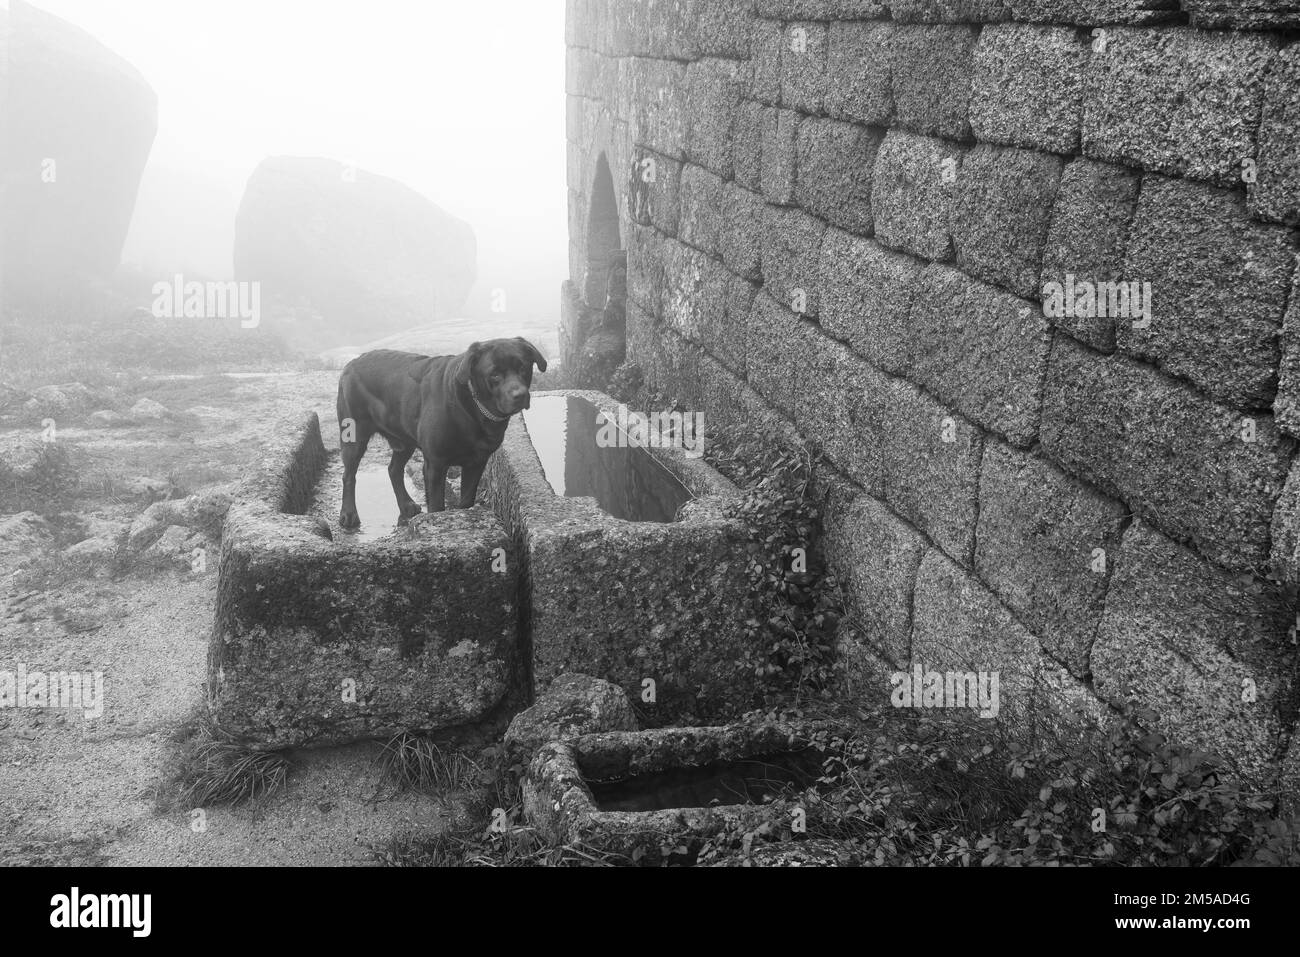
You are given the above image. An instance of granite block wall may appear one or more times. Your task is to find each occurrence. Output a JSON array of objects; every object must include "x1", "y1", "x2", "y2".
[{"x1": 564, "y1": 0, "x2": 1300, "y2": 788}]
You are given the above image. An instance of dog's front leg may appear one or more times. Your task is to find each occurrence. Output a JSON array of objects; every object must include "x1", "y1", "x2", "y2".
[
  {"x1": 459, "y1": 461, "x2": 487, "y2": 508},
  {"x1": 424, "y1": 457, "x2": 449, "y2": 512}
]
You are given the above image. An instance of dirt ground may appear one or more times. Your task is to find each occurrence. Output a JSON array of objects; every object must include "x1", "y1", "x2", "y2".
[{"x1": 0, "y1": 370, "x2": 464, "y2": 865}]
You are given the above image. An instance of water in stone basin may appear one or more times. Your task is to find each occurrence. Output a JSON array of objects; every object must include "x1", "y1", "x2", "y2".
[
  {"x1": 333, "y1": 463, "x2": 404, "y2": 543},
  {"x1": 587, "y1": 750, "x2": 825, "y2": 812},
  {"x1": 520, "y1": 395, "x2": 693, "y2": 523},
  {"x1": 312, "y1": 452, "x2": 466, "y2": 543}
]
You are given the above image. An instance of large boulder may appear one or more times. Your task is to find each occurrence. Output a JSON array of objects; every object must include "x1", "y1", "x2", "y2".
[
  {"x1": 233, "y1": 157, "x2": 477, "y2": 343},
  {"x1": 2, "y1": 1, "x2": 158, "y2": 300}
]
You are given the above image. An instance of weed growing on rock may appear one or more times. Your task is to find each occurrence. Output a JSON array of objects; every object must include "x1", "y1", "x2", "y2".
[{"x1": 605, "y1": 361, "x2": 644, "y2": 404}]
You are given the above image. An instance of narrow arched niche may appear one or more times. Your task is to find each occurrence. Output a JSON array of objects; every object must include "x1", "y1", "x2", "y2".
[{"x1": 583, "y1": 153, "x2": 622, "y2": 308}]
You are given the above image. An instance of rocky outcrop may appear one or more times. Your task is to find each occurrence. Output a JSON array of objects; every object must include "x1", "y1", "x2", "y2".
[
  {"x1": 233, "y1": 157, "x2": 477, "y2": 342},
  {"x1": 2, "y1": 1, "x2": 158, "y2": 299}
]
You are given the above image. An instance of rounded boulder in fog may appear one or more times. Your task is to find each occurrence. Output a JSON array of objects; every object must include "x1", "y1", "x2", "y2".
[
  {"x1": 233, "y1": 157, "x2": 477, "y2": 343},
  {"x1": 2, "y1": 2, "x2": 158, "y2": 296}
]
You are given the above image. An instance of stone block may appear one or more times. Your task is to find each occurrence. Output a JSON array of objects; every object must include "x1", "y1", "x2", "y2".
[
  {"x1": 748, "y1": 290, "x2": 814, "y2": 416},
  {"x1": 1269, "y1": 450, "x2": 1300, "y2": 581},
  {"x1": 732, "y1": 98, "x2": 765, "y2": 192},
  {"x1": 970, "y1": 23, "x2": 1085, "y2": 154},
  {"x1": 662, "y1": 239, "x2": 729, "y2": 346},
  {"x1": 911, "y1": 549, "x2": 1103, "y2": 739},
  {"x1": 781, "y1": 22, "x2": 828, "y2": 113},
  {"x1": 1081, "y1": 27, "x2": 1278, "y2": 188},
  {"x1": 756, "y1": 0, "x2": 888, "y2": 14},
  {"x1": 629, "y1": 149, "x2": 683, "y2": 237},
  {"x1": 1093, "y1": 520, "x2": 1295, "y2": 783},
  {"x1": 905, "y1": 264, "x2": 1051, "y2": 446},
  {"x1": 794, "y1": 118, "x2": 882, "y2": 236},
  {"x1": 796, "y1": 333, "x2": 888, "y2": 494},
  {"x1": 719, "y1": 184, "x2": 765, "y2": 281},
  {"x1": 210, "y1": 414, "x2": 520, "y2": 748},
  {"x1": 1039, "y1": 158, "x2": 1141, "y2": 352},
  {"x1": 627, "y1": 223, "x2": 666, "y2": 317},
  {"x1": 630, "y1": 57, "x2": 688, "y2": 160},
  {"x1": 761, "y1": 204, "x2": 827, "y2": 318},
  {"x1": 951, "y1": 143, "x2": 1063, "y2": 300},
  {"x1": 975, "y1": 441, "x2": 1127, "y2": 676},
  {"x1": 717, "y1": 276, "x2": 759, "y2": 376},
  {"x1": 697, "y1": 0, "x2": 756, "y2": 58},
  {"x1": 891, "y1": 24, "x2": 978, "y2": 139},
  {"x1": 760, "y1": 107, "x2": 801, "y2": 206},
  {"x1": 504, "y1": 673, "x2": 638, "y2": 765},
  {"x1": 684, "y1": 57, "x2": 749, "y2": 180},
  {"x1": 1183, "y1": 0, "x2": 1300, "y2": 30},
  {"x1": 1119, "y1": 175, "x2": 1295, "y2": 410},
  {"x1": 817, "y1": 227, "x2": 923, "y2": 375},
  {"x1": 824, "y1": 21, "x2": 895, "y2": 127},
  {"x1": 752, "y1": 19, "x2": 784, "y2": 105},
  {"x1": 871, "y1": 130, "x2": 965, "y2": 261},
  {"x1": 644, "y1": 0, "x2": 698, "y2": 59},
  {"x1": 1006, "y1": 1, "x2": 1180, "y2": 25},
  {"x1": 875, "y1": 377, "x2": 984, "y2": 565},
  {"x1": 891, "y1": 0, "x2": 1010, "y2": 19},
  {"x1": 1040, "y1": 336, "x2": 1295, "y2": 572},
  {"x1": 678, "y1": 164, "x2": 727, "y2": 256},
  {"x1": 1273, "y1": 270, "x2": 1300, "y2": 437},
  {"x1": 823, "y1": 492, "x2": 926, "y2": 665},
  {"x1": 1250, "y1": 43, "x2": 1300, "y2": 226}
]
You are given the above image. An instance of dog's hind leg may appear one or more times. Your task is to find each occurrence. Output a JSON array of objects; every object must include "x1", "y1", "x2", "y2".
[
  {"x1": 339, "y1": 424, "x2": 372, "y2": 529},
  {"x1": 388, "y1": 445, "x2": 421, "y2": 522}
]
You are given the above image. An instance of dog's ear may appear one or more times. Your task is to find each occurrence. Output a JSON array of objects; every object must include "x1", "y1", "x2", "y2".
[
  {"x1": 516, "y1": 337, "x2": 548, "y2": 373},
  {"x1": 454, "y1": 342, "x2": 483, "y2": 386},
  {"x1": 406, "y1": 356, "x2": 436, "y2": 384}
]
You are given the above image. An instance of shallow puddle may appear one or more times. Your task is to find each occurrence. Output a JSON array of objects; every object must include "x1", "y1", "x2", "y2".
[{"x1": 336, "y1": 464, "x2": 405, "y2": 543}]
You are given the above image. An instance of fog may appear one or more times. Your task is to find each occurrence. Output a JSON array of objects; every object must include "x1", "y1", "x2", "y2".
[{"x1": 26, "y1": 0, "x2": 568, "y2": 328}]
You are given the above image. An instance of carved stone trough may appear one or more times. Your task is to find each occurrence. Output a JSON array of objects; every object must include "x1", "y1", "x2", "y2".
[
  {"x1": 486, "y1": 389, "x2": 758, "y2": 725},
  {"x1": 208, "y1": 411, "x2": 521, "y2": 748},
  {"x1": 523, "y1": 720, "x2": 838, "y2": 860}
]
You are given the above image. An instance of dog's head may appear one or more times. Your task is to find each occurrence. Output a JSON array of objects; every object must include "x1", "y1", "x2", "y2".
[{"x1": 453, "y1": 337, "x2": 548, "y2": 417}]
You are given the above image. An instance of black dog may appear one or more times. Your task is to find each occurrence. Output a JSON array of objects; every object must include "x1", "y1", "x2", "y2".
[{"x1": 335, "y1": 338, "x2": 547, "y2": 528}]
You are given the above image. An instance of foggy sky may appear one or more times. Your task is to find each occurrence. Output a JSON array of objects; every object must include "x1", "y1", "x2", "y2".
[{"x1": 26, "y1": 0, "x2": 569, "y2": 321}]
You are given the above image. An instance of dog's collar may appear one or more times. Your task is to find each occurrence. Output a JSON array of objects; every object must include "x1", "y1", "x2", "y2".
[{"x1": 467, "y1": 379, "x2": 509, "y2": 423}]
